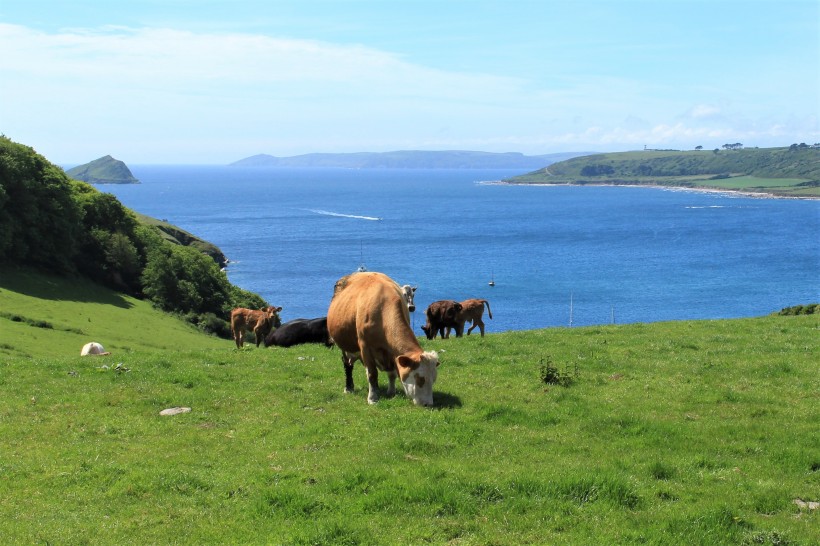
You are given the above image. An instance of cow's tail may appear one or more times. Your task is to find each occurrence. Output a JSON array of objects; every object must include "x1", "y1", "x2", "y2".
[{"x1": 483, "y1": 300, "x2": 493, "y2": 319}]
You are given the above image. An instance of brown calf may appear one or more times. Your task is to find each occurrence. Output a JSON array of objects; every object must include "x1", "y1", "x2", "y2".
[
  {"x1": 230, "y1": 306, "x2": 282, "y2": 348},
  {"x1": 454, "y1": 298, "x2": 493, "y2": 337},
  {"x1": 421, "y1": 300, "x2": 463, "y2": 339}
]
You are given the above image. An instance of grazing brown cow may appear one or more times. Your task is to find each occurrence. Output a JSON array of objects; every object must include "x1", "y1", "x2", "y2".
[
  {"x1": 454, "y1": 299, "x2": 493, "y2": 337},
  {"x1": 420, "y1": 300, "x2": 463, "y2": 339},
  {"x1": 230, "y1": 306, "x2": 282, "y2": 348},
  {"x1": 327, "y1": 271, "x2": 439, "y2": 406}
]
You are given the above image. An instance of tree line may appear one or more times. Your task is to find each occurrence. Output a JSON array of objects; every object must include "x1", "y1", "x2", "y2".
[{"x1": 0, "y1": 136, "x2": 267, "y2": 338}]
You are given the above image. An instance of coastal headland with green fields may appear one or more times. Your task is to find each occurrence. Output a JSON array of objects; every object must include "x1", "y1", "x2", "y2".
[{"x1": 503, "y1": 145, "x2": 820, "y2": 199}]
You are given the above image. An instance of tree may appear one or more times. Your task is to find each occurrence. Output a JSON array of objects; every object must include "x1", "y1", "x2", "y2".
[
  {"x1": 72, "y1": 183, "x2": 147, "y2": 293},
  {"x1": 141, "y1": 243, "x2": 232, "y2": 316},
  {"x1": 0, "y1": 136, "x2": 82, "y2": 273},
  {"x1": 695, "y1": 145, "x2": 703, "y2": 151}
]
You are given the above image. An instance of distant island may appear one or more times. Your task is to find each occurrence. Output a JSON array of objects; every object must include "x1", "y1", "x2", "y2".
[
  {"x1": 229, "y1": 150, "x2": 594, "y2": 169},
  {"x1": 66, "y1": 155, "x2": 139, "y2": 184},
  {"x1": 503, "y1": 145, "x2": 820, "y2": 199}
]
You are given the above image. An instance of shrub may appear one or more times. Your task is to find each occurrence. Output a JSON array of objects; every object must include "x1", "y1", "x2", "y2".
[
  {"x1": 190, "y1": 312, "x2": 232, "y2": 338},
  {"x1": 539, "y1": 356, "x2": 577, "y2": 387},
  {"x1": 777, "y1": 303, "x2": 818, "y2": 315}
]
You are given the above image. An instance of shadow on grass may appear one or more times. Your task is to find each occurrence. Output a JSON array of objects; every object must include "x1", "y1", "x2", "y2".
[
  {"x1": 433, "y1": 391, "x2": 463, "y2": 409},
  {"x1": 0, "y1": 266, "x2": 133, "y2": 308}
]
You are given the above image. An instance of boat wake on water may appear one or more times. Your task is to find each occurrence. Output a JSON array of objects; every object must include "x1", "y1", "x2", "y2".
[{"x1": 304, "y1": 208, "x2": 382, "y2": 221}]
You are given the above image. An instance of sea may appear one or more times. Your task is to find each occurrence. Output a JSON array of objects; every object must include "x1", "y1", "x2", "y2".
[{"x1": 98, "y1": 165, "x2": 820, "y2": 333}]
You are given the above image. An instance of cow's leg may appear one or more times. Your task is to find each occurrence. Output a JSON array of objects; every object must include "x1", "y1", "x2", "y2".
[
  {"x1": 364, "y1": 364, "x2": 380, "y2": 404},
  {"x1": 342, "y1": 353, "x2": 355, "y2": 393},
  {"x1": 476, "y1": 319, "x2": 485, "y2": 337},
  {"x1": 232, "y1": 326, "x2": 243, "y2": 349},
  {"x1": 467, "y1": 320, "x2": 478, "y2": 335},
  {"x1": 254, "y1": 325, "x2": 264, "y2": 347},
  {"x1": 357, "y1": 345, "x2": 381, "y2": 404},
  {"x1": 386, "y1": 369, "x2": 397, "y2": 398}
]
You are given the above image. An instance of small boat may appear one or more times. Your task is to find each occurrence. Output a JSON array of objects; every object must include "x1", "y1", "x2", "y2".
[{"x1": 488, "y1": 271, "x2": 495, "y2": 287}]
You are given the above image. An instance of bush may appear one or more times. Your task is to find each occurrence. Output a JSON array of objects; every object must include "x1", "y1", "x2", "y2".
[
  {"x1": 539, "y1": 356, "x2": 577, "y2": 387},
  {"x1": 187, "y1": 312, "x2": 232, "y2": 338},
  {"x1": 777, "y1": 304, "x2": 818, "y2": 316},
  {"x1": 580, "y1": 164, "x2": 615, "y2": 176}
]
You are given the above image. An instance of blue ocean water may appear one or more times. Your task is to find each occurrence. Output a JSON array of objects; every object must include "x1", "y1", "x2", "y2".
[{"x1": 101, "y1": 165, "x2": 820, "y2": 333}]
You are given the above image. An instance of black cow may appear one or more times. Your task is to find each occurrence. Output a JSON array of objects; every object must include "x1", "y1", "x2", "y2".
[
  {"x1": 264, "y1": 317, "x2": 333, "y2": 348},
  {"x1": 420, "y1": 300, "x2": 463, "y2": 340}
]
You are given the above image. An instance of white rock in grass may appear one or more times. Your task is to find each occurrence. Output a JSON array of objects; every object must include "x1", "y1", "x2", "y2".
[{"x1": 160, "y1": 407, "x2": 192, "y2": 416}]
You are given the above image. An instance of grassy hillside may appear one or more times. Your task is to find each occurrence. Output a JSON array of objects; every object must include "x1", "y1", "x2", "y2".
[
  {"x1": 135, "y1": 213, "x2": 228, "y2": 269},
  {"x1": 506, "y1": 147, "x2": 820, "y2": 198},
  {"x1": 1, "y1": 268, "x2": 818, "y2": 544},
  {"x1": 0, "y1": 267, "x2": 225, "y2": 358}
]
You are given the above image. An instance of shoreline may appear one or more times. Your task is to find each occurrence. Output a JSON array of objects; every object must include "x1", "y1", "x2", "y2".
[{"x1": 481, "y1": 180, "x2": 819, "y2": 200}]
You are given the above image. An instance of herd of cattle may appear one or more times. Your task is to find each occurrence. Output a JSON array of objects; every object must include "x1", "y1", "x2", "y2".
[{"x1": 228, "y1": 271, "x2": 493, "y2": 406}]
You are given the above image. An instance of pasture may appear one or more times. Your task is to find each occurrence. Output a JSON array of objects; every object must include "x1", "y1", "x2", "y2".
[{"x1": 0, "y1": 267, "x2": 817, "y2": 544}]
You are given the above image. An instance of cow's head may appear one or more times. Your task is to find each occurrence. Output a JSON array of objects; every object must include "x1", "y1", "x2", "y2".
[
  {"x1": 401, "y1": 284, "x2": 417, "y2": 313},
  {"x1": 265, "y1": 306, "x2": 283, "y2": 329},
  {"x1": 420, "y1": 323, "x2": 434, "y2": 340},
  {"x1": 397, "y1": 350, "x2": 439, "y2": 407},
  {"x1": 445, "y1": 301, "x2": 462, "y2": 319}
]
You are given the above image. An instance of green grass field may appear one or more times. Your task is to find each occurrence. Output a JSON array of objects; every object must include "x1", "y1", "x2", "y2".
[
  {"x1": 1, "y1": 268, "x2": 818, "y2": 544},
  {"x1": 687, "y1": 176, "x2": 820, "y2": 198}
]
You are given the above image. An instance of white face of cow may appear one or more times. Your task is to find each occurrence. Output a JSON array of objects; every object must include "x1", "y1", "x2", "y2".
[
  {"x1": 401, "y1": 285, "x2": 417, "y2": 313},
  {"x1": 400, "y1": 351, "x2": 438, "y2": 407}
]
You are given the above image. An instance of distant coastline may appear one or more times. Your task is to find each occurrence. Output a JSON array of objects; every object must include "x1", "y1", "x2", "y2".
[{"x1": 229, "y1": 149, "x2": 596, "y2": 169}]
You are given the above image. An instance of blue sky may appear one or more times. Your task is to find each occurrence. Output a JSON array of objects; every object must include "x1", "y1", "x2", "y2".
[{"x1": 1, "y1": 0, "x2": 817, "y2": 164}]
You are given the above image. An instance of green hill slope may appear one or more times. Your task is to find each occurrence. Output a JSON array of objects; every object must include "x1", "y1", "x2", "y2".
[
  {"x1": 1, "y1": 136, "x2": 264, "y2": 338},
  {"x1": 0, "y1": 266, "x2": 225, "y2": 358},
  {"x1": 135, "y1": 213, "x2": 228, "y2": 269},
  {"x1": 505, "y1": 146, "x2": 820, "y2": 197}
]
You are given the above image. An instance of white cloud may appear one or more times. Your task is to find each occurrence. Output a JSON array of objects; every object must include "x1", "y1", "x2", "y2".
[{"x1": 687, "y1": 104, "x2": 722, "y2": 119}]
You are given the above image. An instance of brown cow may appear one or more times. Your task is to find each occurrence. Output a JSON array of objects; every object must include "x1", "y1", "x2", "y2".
[
  {"x1": 327, "y1": 271, "x2": 439, "y2": 406},
  {"x1": 454, "y1": 299, "x2": 493, "y2": 337},
  {"x1": 230, "y1": 306, "x2": 283, "y2": 348},
  {"x1": 420, "y1": 300, "x2": 463, "y2": 339}
]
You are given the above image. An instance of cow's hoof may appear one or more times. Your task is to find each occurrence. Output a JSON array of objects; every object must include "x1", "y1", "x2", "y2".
[
  {"x1": 344, "y1": 387, "x2": 354, "y2": 394},
  {"x1": 367, "y1": 397, "x2": 379, "y2": 405}
]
